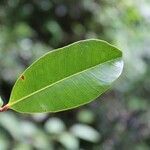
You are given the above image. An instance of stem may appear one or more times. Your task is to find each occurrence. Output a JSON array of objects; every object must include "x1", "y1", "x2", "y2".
[{"x1": 0, "y1": 104, "x2": 9, "y2": 112}]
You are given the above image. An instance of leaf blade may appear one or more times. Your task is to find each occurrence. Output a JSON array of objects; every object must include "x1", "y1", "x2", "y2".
[{"x1": 8, "y1": 39, "x2": 123, "y2": 113}]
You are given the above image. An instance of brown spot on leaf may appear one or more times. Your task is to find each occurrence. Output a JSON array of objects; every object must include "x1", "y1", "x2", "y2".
[{"x1": 21, "y1": 75, "x2": 25, "y2": 80}]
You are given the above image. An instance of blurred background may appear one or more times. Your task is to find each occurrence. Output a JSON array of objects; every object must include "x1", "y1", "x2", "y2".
[{"x1": 0, "y1": 0, "x2": 150, "y2": 150}]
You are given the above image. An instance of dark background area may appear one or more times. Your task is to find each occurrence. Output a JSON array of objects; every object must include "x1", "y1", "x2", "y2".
[{"x1": 0, "y1": 0, "x2": 150, "y2": 150}]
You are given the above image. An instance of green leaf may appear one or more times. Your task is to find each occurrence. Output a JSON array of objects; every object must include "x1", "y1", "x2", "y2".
[
  {"x1": 44, "y1": 117, "x2": 66, "y2": 134},
  {"x1": 58, "y1": 132, "x2": 79, "y2": 150},
  {"x1": 70, "y1": 124, "x2": 101, "y2": 142},
  {"x1": 8, "y1": 39, "x2": 123, "y2": 113}
]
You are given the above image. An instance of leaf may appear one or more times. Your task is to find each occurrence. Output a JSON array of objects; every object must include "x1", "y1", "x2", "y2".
[
  {"x1": 44, "y1": 117, "x2": 66, "y2": 134},
  {"x1": 70, "y1": 124, "x2": 101, "y2": 142},
  {"x1": 58, "y1": 132, "x2": 79, "y2": 150},
  {"x1": 8, "y1": 39, "x2": 123, "y2": 113}
]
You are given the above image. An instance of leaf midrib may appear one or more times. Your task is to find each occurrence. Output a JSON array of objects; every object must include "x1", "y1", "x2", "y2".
[{"x1": 9, "y1": 57, "x2": 121, "y2": 107}]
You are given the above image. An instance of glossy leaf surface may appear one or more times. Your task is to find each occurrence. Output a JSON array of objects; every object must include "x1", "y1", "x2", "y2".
[{"x1": 8, "y1": 39, "x2": 123, "y2": 113}]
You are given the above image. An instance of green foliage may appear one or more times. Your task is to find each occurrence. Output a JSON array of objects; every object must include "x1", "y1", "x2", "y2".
[
  {"x1": 8, "y1": 39, "x2": 123, "y2": 113},
  {"x1": 0, "y1": 111, "x2": 100, "y2": 150}
]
